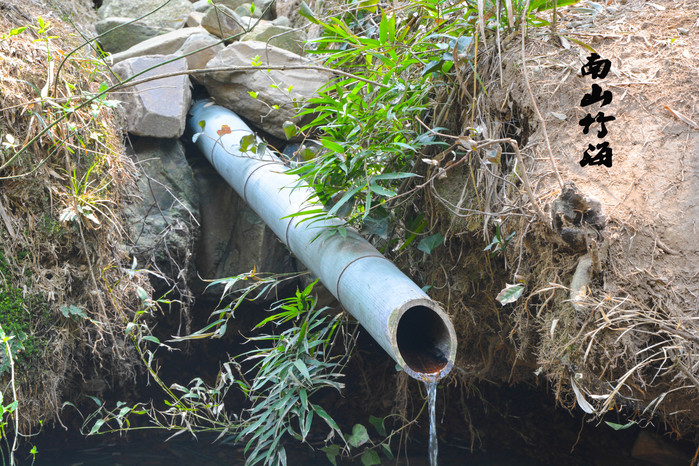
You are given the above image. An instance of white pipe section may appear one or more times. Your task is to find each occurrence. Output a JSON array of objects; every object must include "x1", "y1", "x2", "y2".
[{"x1": 188, "y1": 100, "x2": 457, "y2": 381}]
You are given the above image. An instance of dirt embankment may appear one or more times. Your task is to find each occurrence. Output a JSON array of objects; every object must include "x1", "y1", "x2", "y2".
[{"x1": 417, "y1": 0, "x2": 698, "y2": 438}]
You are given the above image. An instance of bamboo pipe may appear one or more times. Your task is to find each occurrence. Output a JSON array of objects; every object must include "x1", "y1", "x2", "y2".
[{"x1": 188, "y1": 100, "x2": 457, "y2": 381}]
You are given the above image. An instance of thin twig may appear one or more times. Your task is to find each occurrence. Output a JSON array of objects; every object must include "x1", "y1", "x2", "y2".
[{"x1": 508, "y1": 138, "x2": 549, "y2": 225}]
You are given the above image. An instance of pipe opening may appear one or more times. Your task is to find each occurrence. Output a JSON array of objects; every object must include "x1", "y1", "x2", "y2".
[{"x1": 396, "y1": 305, "x2": 451, "y2": 375}]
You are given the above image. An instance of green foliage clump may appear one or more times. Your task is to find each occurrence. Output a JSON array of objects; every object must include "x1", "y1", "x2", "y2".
[
  {"x1": 235, "y1": 280, "x2": 348, "y2": 466},
  {"x1": 0, "y1": 252, "x2": 50, "y2": 373},
  {"x1": 291, "y1": 2, "x2": 458, "y2": 230}
]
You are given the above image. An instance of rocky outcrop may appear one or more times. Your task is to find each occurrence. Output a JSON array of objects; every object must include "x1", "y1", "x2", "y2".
[
  {"x1": 95, "y1": 17, "x2": 170, "y2": 53},
  {"x1": 97, "y1": 0, "x2": 192, "y2": 29},
  {"x1": 124, "y1": 138, "x2": 199, "y2": 288},
  {"x1": 193, "y1": 164, "x2": 295, "y2": 295},
  {"x1": 112, "y1": 55, "x2": 192, "y2": 138},
  {"x1": 200, "y1": 41, "x2": 331, "y2": 139},
  {"x1": 100, "y1": 0, "x2": 316, "y2": 292}
]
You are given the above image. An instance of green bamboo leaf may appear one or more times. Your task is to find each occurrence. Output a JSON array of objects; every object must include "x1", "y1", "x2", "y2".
[
  {"x1": 299, "y1": 1, "x2": 320, "y2": 24},
  {"x1": 313, "y1": 404, "x2": 343, "y2": 439},
  {"x1": 301, "y1": 410, "x2": 313, "y2": 440},
  {"x1": 362, "y1": 191, "x2": 373, "y2": 220},
  {"x1": 496, "y1": 284, "x2": 524, "y2": 305},
  {"x1": 371, "y1": 172, "x2": 418, "y2": 181},
  {"x1": 530, "y1": 0, "x2": 580, "y2": 11},
  {"x1": 379, "y1": 12, "x2": 388, "y2": 45},
  {"x1": 294, "y1": 359, "x2": 311, "y2": 380},
  {"x1": 388, "y1": 13, "x2": 395, "y2": 42},
  {"x1": 328, "y1": 184, "x2": 364, "y2": 216},
  {"x1": 605, "y1": 421, "x2": 636, "y2": 431},
  {"x1": 141, "y1": 335, "x2": 160, "y2": 345},
  {"x1": 89, "y1": 419, "x2": 106, "y2": 435},
  {"x1": 281, "y1": 208, "x2": 326, "y2": 219},
  {"x1": 357, "y1": 0, "x2": 379, "y2": 11},
  {"x1": 321, "y1": 138, "x2": 345, "y2": 153},
  {"x1": 369, "y1": 183, "x2": 396, "y2": 197},
  {"x1": 561, "y1": 35, "x2": 597, "y2": 53},
  {"x1": 299, "y1": 388, "x2": 308, "y2": 410}
]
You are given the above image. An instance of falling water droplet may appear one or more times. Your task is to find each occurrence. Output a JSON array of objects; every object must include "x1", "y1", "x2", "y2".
[{"x1": 426, "y1": 380, "x2": 438, "y2": 466}]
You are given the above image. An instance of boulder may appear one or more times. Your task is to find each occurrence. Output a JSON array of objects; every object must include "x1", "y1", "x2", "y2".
[
  {"x1": 97, "y1": 0, "x2": 192, "y2": 29},
  {"x1": 192, "y1": 164, "x2": 295, "y2": 296},
  {"x1": 237, "y1": 16, "x2": 257, "y2": 29},
  {"x1": 186, "y1": 11, "x2": 205, "y2": 27},
  {"x1": 208, "y1": 0, "x2": 246, "y2": 9},
  {"x1": 241, "y1": 20, "x2": 305, "y2": 55},
  {"x1": 272, "y1": 16, "x2": 291, "y2": 28},
  {"x1": 208, "y1": 0, "x2": 267, "y2": 12},
  {"x1": 109, "y1": 27, "x2": 208, "y2": 64},
  {"x1": 112, "y1": 55, "x2": 192, "y2": 138},
  {"x1": 276, "y1": 0, "x2": 310, "y2": 28},
  {"x1": 235, "y1": 3, "x2": 262, "y2": 19},
  {"x1": 95, "y1": 17, "x2": 170, "y2": 53},
  {"x1": 201, "y1": 5, "x2": 245, "y2": 40},
  {"x1": 200, "y1": 41, "x2": 331, "y2": 139},
  {"x1": 124, "y1": 138, "x2": 200, "y2": 289},
  {"x1": 192, "y1": 0, "x2": 212, "y2": 12},
  {"x1": 175, "y1": 33, "x2": 225, "y2": 73}
]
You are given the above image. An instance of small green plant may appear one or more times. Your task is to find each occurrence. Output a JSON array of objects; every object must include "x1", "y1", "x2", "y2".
[
  {"x1": 0, "y1": 253, "x2": 50, "y2": 372},
  {"x1": 322, "y1": 414, "x2": 400, "y2": 466},
  {"x1": 483, "y1": 222, "x2": 515, "y2": 257},
  {"x1": 235, "y1": 280, "x2": 349, "y2": 466},
  {"x1": 0, "y1": 325, "x2": 20, "y2": 466},
  {"x1": 28, "y1": 17, "x2": 59, "y2": 100},
  {"x1": 59, "y1": 162, "x2": 118, "y2": 230}
]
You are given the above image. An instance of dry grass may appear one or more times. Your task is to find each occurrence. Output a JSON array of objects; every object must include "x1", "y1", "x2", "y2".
[{"x1": 0, "y1": 0, "x2": 147, "y2": 431}]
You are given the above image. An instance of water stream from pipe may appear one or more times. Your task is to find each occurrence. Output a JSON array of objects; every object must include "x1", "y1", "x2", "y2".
[{"x1": 426, "y1": 381, "x2": 438, "y2": 466}]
